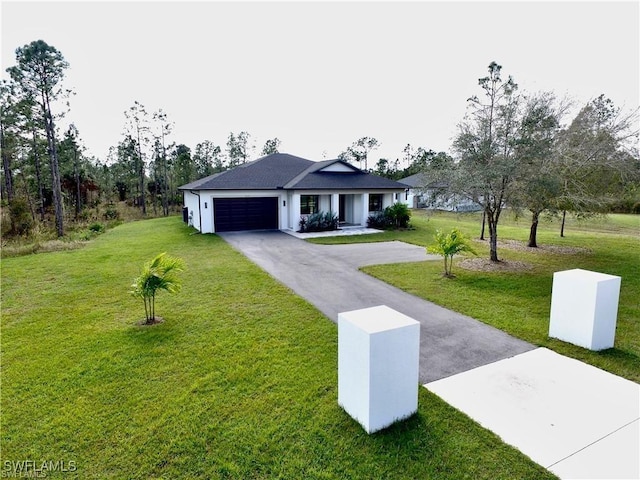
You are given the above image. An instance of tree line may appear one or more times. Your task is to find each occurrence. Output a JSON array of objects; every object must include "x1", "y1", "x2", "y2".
[
  {"x1": 0, "y1": 40, "x2": 283, "y2": 238},
  {"x1": 338, "y1": 137, "x2": 455, "y2": 182}
]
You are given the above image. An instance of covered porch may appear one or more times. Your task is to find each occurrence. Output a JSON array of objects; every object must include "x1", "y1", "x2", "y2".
[{"x1": 287, "y1": 191, "x2": 396, "y2": 231}]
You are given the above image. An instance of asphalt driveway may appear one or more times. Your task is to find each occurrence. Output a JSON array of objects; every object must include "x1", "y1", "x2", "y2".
[{"x1": 220, "y1": 230, "x2": 534, "y2": 383}]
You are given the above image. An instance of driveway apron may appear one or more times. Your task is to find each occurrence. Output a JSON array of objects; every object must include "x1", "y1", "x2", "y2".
[{"x1": 219, "y1": 230, "x2": 534, "y2": 383}]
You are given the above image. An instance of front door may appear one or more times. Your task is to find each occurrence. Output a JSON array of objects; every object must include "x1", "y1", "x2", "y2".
[{"x1": 339, "y1": 194, "x2": 346, "y2": 222}]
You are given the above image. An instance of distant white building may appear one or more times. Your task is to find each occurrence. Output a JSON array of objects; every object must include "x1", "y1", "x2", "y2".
[{"x1": 398, "y1": 173, "x2": 481, "y2": 212}]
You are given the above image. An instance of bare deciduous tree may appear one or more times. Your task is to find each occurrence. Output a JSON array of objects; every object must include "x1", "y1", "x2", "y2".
[{"x1": 450, "y1": 62, "x2": 520, "y2": 262}]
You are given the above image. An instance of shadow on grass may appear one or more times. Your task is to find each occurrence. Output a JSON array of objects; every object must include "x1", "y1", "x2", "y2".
[
  {"x1": 371, "y1": 411, "x2": 434, "y2": 441},
  {"x1": 541, "y1": 337, "x2": 639, "y2": 360},
  {"x1": 596, "y1": 347, "x2": 640, "y2": 363},
  {"x1": 332, "y1": 407, "x2": 443, "y2": 461}
]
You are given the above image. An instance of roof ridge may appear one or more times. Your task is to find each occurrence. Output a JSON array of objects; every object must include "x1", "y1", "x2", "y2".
[
  {"x1": 282, "y1": 159, "x2": 327, "y2": 188},
  {"x1": 284, "y1": 159, "x2": 364, "y2": 188}
]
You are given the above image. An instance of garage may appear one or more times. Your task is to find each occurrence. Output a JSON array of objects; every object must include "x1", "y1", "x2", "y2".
[{"x1": 213, "y1": 197, "x2": 279, "y2": 232}]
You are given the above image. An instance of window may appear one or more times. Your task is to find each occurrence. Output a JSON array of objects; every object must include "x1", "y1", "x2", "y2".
[
  {"x1": 369, "y1": 194, "x2": 383, "y2": 212},
  {"x1": 300, "y1": 195, "x2": 319, "y2": 215}
]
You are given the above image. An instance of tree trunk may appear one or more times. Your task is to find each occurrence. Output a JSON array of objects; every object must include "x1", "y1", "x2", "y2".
[
  {"x1": 161, "y1": 133, "x2": 169, "y2": 216},
  {"x1": 0, "y1": 119, "x2": 14, "y2": 202},
  {"x1": 135, "y1": 129, "x2": 146, "y2": 215},
  {"x1": 33, "y1": 150, "x2": 45, "y2": 222},
  {"x1": 560, "y1": 209, "x2": 567, "y2": 237},
  {"x1": 487, "y1": 209, "x2": 499, "y2": 262},
  {"x1": 138, "y1": 157, "x2": 146, "y2": 215},
  {"x1": 31, "y1": 128, "x2": 46, "y2": 222},
  {"x1": 480, "y1": 210, "x2": 486, "y2": 240},
  {"x1": 42, "y1": 93, "x2": 64, "y2": 237},
  {"x1": 528, "y1": 210, "x2": 540, "y2": 247},
  {"x1": 74, "y1": 145, "x2": 81, "y2": 219},
  {"x1": 162, "y1": 159, "x2": 169, "y2": 216},
  {"x1": 168, "y1": 175, "x2": 174, "y2": 210},
  {"x1": 152, "y1": 175, "x2": 158, "y2": 216}
]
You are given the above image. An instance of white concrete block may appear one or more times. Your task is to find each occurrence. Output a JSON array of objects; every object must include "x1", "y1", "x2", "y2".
[
  {"x1": 338, "y1": 305, "x2": 420, "y2": 433},
  {"x1": 549, "y1": 268, "x2": 621, "y2": 350}
]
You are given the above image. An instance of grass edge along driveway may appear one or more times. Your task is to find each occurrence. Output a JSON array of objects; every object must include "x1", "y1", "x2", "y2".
[{"x1": 1, "y1": 217, "x2": 555, "y2": 479}]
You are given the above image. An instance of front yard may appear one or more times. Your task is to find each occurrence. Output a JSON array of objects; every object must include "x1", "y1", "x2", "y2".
[{"x1": 0, "y1": 217, "x2": 554, "y2": 479}]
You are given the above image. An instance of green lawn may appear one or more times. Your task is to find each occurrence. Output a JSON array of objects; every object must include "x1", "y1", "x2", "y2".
[
  {"x1": 313, "y1": 210, "x2": 640, "y2": 383},
  {"x1": 1, "y1": 217, "x2": 555, "y2": 479}
]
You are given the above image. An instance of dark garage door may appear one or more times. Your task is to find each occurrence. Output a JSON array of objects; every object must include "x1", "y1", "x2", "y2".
[{"x1": 214, "y1": 197, "x2": 278, "y2": 232}]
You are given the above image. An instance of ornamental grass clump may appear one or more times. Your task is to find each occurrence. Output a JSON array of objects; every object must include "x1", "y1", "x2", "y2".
[
  {"x1": 299, "y1": 211, "x2": 339, "y2": 232},
  {"x1": 131, "y1": 252, "x2": 185, "y2": 324},
  {"x1": 427, "y1": 228, "x2": 476, "y2": 277}
]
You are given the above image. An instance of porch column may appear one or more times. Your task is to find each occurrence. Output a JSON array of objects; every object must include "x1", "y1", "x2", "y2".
[
  {"x1": 331, "y1": 193, "x2": 339, "y2": 217},
  {"x1": 291, "y1": 193, "x2": 301, "y2": 230},
  {"x1": 361, "y1": 193, "x2": 369, "y2": 226},
  {"x1": 383, "y1": 193, "x2": 394, "y2": 209}
]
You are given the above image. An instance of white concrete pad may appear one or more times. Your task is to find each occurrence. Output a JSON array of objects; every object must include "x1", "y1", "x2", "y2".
[
  {"x1": 550, "y1": 418, "x2": 639, "y2": 480},
  {"x1": 425, "y1": 348, "x2": 640, "y2": 479},
  {"x1": 282, "y1": 227, "x2": 382, "y2": 239}
]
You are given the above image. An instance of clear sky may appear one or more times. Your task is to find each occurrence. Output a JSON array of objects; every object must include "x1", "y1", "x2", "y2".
[{"x1": 2, "y1": 1, "x2": 639, "y2": 166}]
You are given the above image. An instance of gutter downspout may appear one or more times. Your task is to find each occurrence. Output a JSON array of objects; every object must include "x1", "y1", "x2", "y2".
[{"x1": 190, "y1": 190, "x2": 202, "y2": 233}]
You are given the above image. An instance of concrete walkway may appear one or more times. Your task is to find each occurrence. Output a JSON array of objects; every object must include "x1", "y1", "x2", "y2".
[
  {"x1": 426, "y1": 348, "x2": 640, "y2": 479},
  {"x1": 283, "y1": 227, "x2": 384, "y2": 239},
  {"x1": 219, "y1": 230, "x2": 534, "y2": 383}
]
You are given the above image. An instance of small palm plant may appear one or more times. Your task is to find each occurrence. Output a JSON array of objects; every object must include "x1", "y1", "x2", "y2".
[
  {"x1": 131, "y1": 252, "x2": 185, "y2": 324},
  {"x1": 427, "y1": 228, "x2": 476, "y2": 277}
]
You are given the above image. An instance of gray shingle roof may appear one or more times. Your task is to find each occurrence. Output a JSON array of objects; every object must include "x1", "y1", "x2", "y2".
[
  {"x1": 179, "y1": 153, "x2": 408, "y2": 191},
  {"x1": 179, "y1": 153, "x2": 313, "y2": 190},
  {"x1": 398, "y1": 173, "x2": 447, "y2": 189},
  {"x1": 398, "y1": 173, "x2": 429, "y2": 188}
]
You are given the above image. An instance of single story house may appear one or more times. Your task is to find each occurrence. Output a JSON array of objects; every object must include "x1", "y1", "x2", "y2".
[
  {"x1": 399, "y1": 173, "x2": 481, "y2": 212},
  {"x1": 179, "y1": 153, "x2": 408, "y2": 233}
]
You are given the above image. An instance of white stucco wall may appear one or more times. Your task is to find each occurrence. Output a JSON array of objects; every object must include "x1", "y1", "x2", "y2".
[
  {"x1": 319, "y1": 195, "x2": 331, "y2": 212},
  {"x1": 402, "y1": 190, "x2": 415, "y2": 208},
  {"x1": 183, "y1": 191, "x2": 201, "y2": 231}
]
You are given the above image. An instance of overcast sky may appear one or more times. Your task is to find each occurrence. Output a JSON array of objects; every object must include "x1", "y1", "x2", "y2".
[{"x1": 1, "y1": 1, "x2": 638, "y2": 166}]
